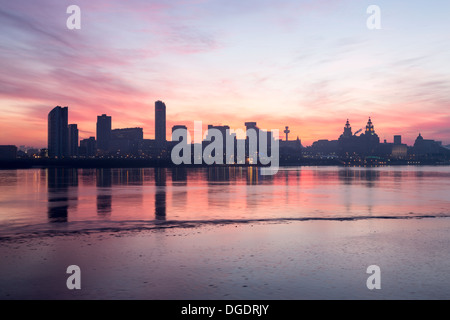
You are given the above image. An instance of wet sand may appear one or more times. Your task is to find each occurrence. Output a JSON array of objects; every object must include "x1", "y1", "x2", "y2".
[{"x1": 1, "y1": 218, "x2": 450, "y2": 300}]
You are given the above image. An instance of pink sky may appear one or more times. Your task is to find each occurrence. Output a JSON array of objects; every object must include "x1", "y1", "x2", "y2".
[{"x1": 1, "y1": 0, "x2": 450, "y2": 148}]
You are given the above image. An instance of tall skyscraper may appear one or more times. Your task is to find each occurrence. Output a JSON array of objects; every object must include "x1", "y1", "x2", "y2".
[
  {"x1": 97, "y1": 114, "x2": 112, "y2": 152},
  {"x1": 48, "y1": 106, "x2": 69, "y2": 158},
  {"x1": 68, "y1": 124, "x2": 79, "y2": 157},
  {"x1": 155, "y1": 100, "x2": 166, "y2": 144}
]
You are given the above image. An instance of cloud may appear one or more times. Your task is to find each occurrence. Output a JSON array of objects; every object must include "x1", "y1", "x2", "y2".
[
  {"x1": 0, "y1": 8, "x2": 73, "y2": 48},
  {"x1": 1, "y1": 0, "x2": 450, "y2": 147}
]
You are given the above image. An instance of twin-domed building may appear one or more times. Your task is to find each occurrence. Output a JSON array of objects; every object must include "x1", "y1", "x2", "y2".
[
  {"x1": 310, "y1": 117, "x2": 448, "y2": 158},
  {"x1": 337, "y1": 118, "x2": 381, "y2": 156}
]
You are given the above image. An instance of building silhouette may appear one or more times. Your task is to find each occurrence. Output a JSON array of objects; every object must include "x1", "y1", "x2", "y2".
[
  {"x1": 68, "y1": 124, "x2": 79, "y2": 157},
  {"x1": 79, "y1": 137, "x2": 96, "y2": 157},
  {"x1": 377, "y1": 136, "x2": 407, "y2": 158},
  {"x1": 279, "y1": 134, "x2": 302, "y2": 163},
  {"x1": 0, "y1": 145, "x2": 17, "y2": 159},
  {"x1": 284, "y1": 126, "x2": 290, "y2": 141},
  {"x1": 204, "y1": 125, "x2": 232, "y2": 164},
  {"x1": 37, "y1": 104, "x2": 450, "y2": 164},
  {"x1": 48, "y1": 106, "x2": 68, "y2": 158},
  {"x1": 335, "y1": 118, "x2": 380, "y2": 156},
  {"x1": 97, "y1": 114, "x2": 112, "y2": 153},
  {"x1": 412, "y1": 133, "x2": 448, "y2": 156},
  {"x1": 172, "y1": 125, "x2": 188, "y2": 137},
  {"x1": 358, "y1": 117, "x2": 380, "y2": 154},
  {"x1": 110, "y1": 128, "x2": 143, "y2": 155},
  {"x1": 155, "y1": 100, "x2": 166, "y2": 145}
]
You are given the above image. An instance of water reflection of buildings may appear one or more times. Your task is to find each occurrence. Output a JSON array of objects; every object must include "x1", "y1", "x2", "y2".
[
  {"x1": 47, "y1": 168, "x2": 148, "y2": 221},
  {"x1": 112, "y1": 168, "x2": 144, "y2": 216},
  {"x1": 45, "y1": 167, "x2": 289, "y2": 224},
  {"x1": 281, "y1": 169, "x2": 301, "y2": 204},
  {"x1": 337, "y1": 168, "x2": 380, "y2": 187},
  {"x1": 206, "y1": 167, "x2": 232, "y2": 210},
  {"x1": 207, "y1": 167, "x2": 231, "y2": 182},
  {"x1": 247, "y1": 166, "x2": 260, "y2": 185},
  {"x1": 47, "y1": 168, "x2": 78, "y2": 223},
  {"x1": 155, "y1": 168, "x2": 166, "y2": 220},
  {"x1": 171, "y1": 167, "x2": 187, "y2": 212},
  {"x1": 96, "y1": 168, "x2": 112, "y2": 216},
  {"x1": 111, "y1": 168, "x2": 144, "y2": 185},
  {"x1": 337, "y1": 168, "x2": 380, "y2": 215}
]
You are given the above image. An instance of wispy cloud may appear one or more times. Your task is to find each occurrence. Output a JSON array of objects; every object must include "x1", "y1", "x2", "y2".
[{"x1": 1, "y1": 0, "x2": 450, "y2": 147}]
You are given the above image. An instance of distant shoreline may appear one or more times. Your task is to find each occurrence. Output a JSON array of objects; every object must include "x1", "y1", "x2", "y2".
[{"x1": 1, "y1": 157, "x2": 449, "y2": 169}]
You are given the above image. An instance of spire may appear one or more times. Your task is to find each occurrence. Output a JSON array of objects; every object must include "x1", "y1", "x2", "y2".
[{"x1": 365, "y1": 117, "x2": 374, "y2": 134}]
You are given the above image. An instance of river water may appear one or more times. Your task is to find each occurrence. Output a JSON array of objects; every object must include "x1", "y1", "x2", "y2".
[{"x1": 1, "y1": 166, "x2": 450, "y2": 239}]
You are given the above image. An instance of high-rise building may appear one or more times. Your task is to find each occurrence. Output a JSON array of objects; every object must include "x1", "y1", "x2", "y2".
[
  {"x1": 97, "y1": 114, "x2": 112, "y2": 152},
  {"x1": 68, "y1": 124, "x2": 79, "y2": 157},
  {"x1": 394, "y1": 135, "x2": 402, "y2": 145},
  {"x1": 155, "y1": 100, "x2": 166, "y2": 144},
  {"x1": 48, "y1": 106, "x2": 69, "y2": 158}
]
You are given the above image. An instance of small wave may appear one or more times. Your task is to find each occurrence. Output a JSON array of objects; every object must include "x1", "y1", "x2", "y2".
[{"x1": 1, "y1": 214, "x2": 450, "y2": 242}]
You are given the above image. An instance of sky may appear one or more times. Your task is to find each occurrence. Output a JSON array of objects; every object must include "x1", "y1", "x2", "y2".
[{"x1": 0, "y1": 0, "x2": 449, "y2": 147}]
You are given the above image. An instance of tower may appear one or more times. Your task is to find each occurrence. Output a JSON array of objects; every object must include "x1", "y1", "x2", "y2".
[
  {"x1": 365, "y1": 117, "x2": 375, "y2": 135},
  {"x1": 284, "y1": 126, "x2": 290, "y2": 141},
  {"x1": 342, "y1": 119, "x2": 353, "y2": 138},
  {"x1": 97, "y1": 114, "x2": 112, "y2": 152},
  {"x1": 360, "y1": 117, "x2": 380, "y2": 155},
  {"x1": 155, "y1": 100, "x2": 166, "y2": 144},
  {"x1": 48, "y1": 106, "x2": 69, "y2": 158}
]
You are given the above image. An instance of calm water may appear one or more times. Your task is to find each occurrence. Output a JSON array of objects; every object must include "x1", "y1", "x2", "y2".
[{"x1": 1, "y1": 166, "x2": 450, "y2": 239}]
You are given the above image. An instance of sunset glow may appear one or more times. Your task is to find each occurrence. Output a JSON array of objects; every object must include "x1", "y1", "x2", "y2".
[{"x1": 1, "y1": 0, "x2": 450, "y2": 147}]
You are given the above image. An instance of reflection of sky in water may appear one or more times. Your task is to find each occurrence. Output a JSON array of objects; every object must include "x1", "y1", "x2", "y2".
[{"x1": 1, "y1": 166, "x2": 450, "y2": 237}]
